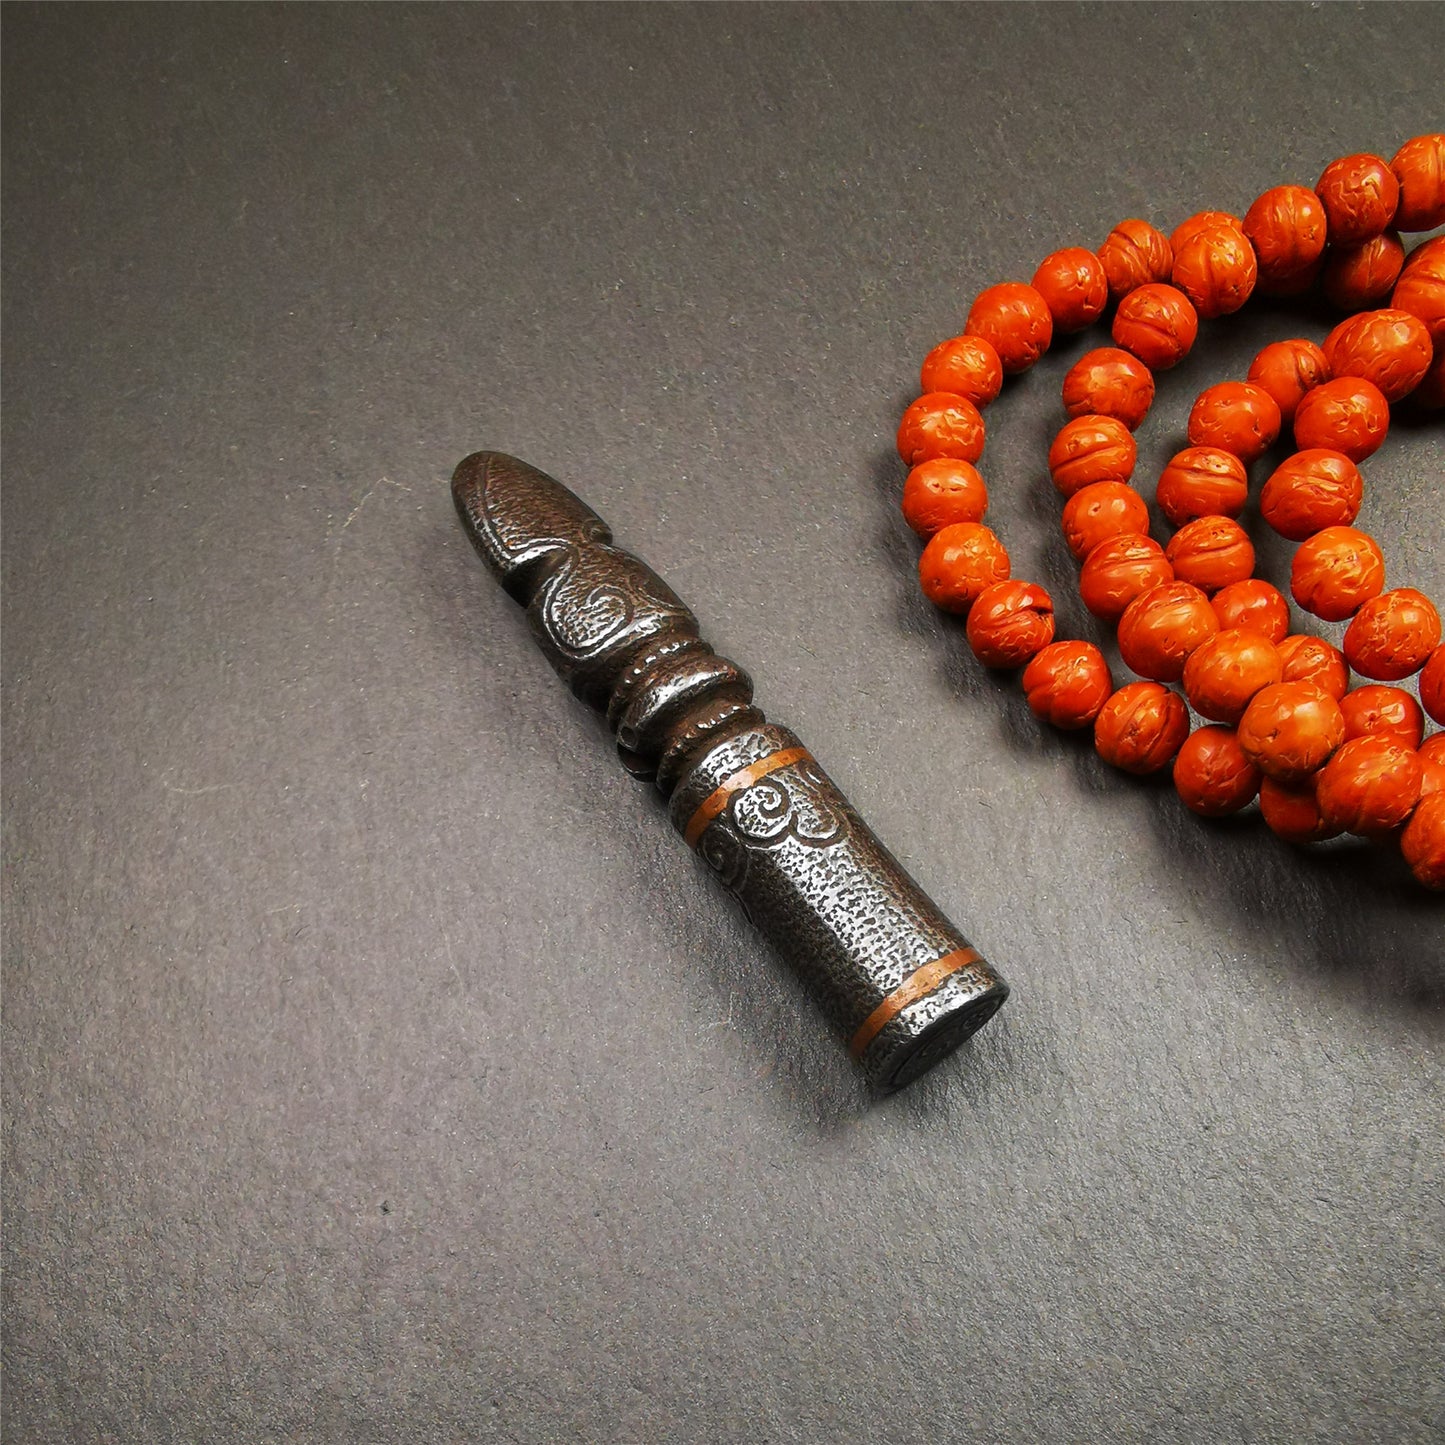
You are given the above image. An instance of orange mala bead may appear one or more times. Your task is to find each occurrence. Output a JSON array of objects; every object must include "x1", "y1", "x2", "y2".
[
  {"x1": 1259, "y1": 775, "x2": 1342, "y2": 845},
  {"x1": 1243, "y1": 185, "x2": 1329, "y2": 293},
  {"x1": 1237, "y1": 680, "x2": 1347, "y2": 782},
  {"x1": 1290, "y1": 525, "x2": 1386, "y2": 622},
  {"x1": 1277, "y1": 633, "x2": 1350, "y2": 699},
  {"x1": 1022, "y1": 640, "x2": 1113, "y2": 729},
  {"x1": 1117, "y1": 581, "x2": 1220, "y2": 683},
  {"x1": 1061, "y1": 481, "x2": 1150, "y2": 561},
  {"x1": 1322, "y1": 231, "x2": 1405, "y2": 311},
  {"x1": 897, "y1": 392, "x2": 986, "y2": 465},
  {"x1": 917, "y1": 521, "x2": 1010, "y2": 613},
  {"x1": 1339, "y1": 684, "x2": 1426, "y2": 750},
  {"x1": 1031, "y1": 247, "x2": 1110, "y2": 332},
  {"x1": 1391, "y1": 237, "x2": 1445, "y2": 345},
  {"x1": 1210, "y1": 579, "x2": 1291, "y2": 643},
  {"x1": 1187, "y1": 381, "x2": 1281, "y2": 462},
  {"x1": 1247, "y1": 338, "x2": 1331, "y2": 423},
  {"x1": 1315, "y1": 153, "x2": 1400, "y2": 245},
  {"x1": 1342, "y1": 587, "x2": 1442, "y2": 681},
  {"x1": 965, "y1": 580, "x2": 1055, "y2": 669},
  {"x1": 1093, "y1": 681, "x2": 1191, "y2": 775},
  {"x1": 1389, "y1": 133, "x2": 1445, "y2": 231},
  {"x1": 1048, "y1": 415, "x2": 1137, "y2": 496},
  {"x1": 1420, "y1": 645, "x2": 1445, "y2": 726},
  {"x1": 1182, "y1": 627, "x2": 1283, "y2": 724},
  {"x1": 1173, "y1": 725, "x2": 1263, "y2": 816},
  {"x1": 1314, "y1": 735, "x2": 1423, "y2": 837},
  {"x1": 1062, "y1": 348, "x2": 1155, "y2": 430},
  {"x1": 1097, "y1": 218, "x2": 1174, "y2": 301},
  {"x1": 1322, "y1": 308, "x2": 1433, "y2": 402},
  {"x1": 901, "y1": 458, "x2": 989, "y2": 539},
  {"x1": 965, "y1": 282, "x2": 1054, "y2": 374},
  {"x1": 1164, "y1": 516, "x2": 1255, "y2": 595},
  {"x1": 1401, "y1": 793, "x2": 1445, "y2": 889},
  {"x1": 1155, "y1": 446, "x2": 1248, "y2": 526},
  {"x1": 919, "y1": 335, "x2": 1005, "y2": 407},
  {"x1": 1171, "y1": 210, "x2": 1240, "y2": 252},
  {"x1": 1079, "y1": 532, "x2": 1174, "y2": 624},
  {"x1": 1170, "y1": 223, "x2": 1258, "y2": 318},
  {"x1": 1111, "y1": 283, "x2": 1199, "y2": 368},
  {"x1": 1292, "y1": 376, "x2": 1390, "y2": 462},
  {"x1": 1259, "y1": 449, "x2": 1363, "y2": 541}
]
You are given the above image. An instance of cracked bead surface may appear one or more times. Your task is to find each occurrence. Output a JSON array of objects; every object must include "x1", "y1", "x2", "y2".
[
  {"x1": 1187, "y1": 381, "x2": 1281, "y2": 462},
  {"x1": 1277, "y1": 634, "x2": 1350, "y2": 699},
  {"x1": 1292, "y1": 376, "x2": 1390, "y2": 461},
  {"x1": 1243, "y1": 184, "x2": 1329, "y2": 293},
  {"x1": 1165, "y1": 516, "x2": 1255, "y2": 595},
  {"x1": 1237, "y1": 681, "x2": 1347, "y2": 782},
  {"x1": 1389, "y1": 133, "x2": 1445, "y2": 231},
  {"x1": 1061, "y1": 481, "x2": 1150, "y2": 561},
  {"x1": 1322, "y1": 231, "x2": 1405, "y2": 311},
  {"x1": 1112, "y1": 282, "x2": 1199, "y2": 368},
  {"x1": 1391, "y1": 237, "x2": 1445, "y2": 345},
  {"x1": 1210, "y1": 579, "x2": 1290, "y2": 643},
  {"x1": 1315, "y1": 152, "x2": 1400, "y2": 245},
  {"x1": 1321, "y1": 308, "x2": 1432, "y2": 402},
  {"x1": 1097, "y1": 218, "x2": 1174, "y2": 300},
  {"x1": 1340, "y1": 685, "x2": 1425, "y2": 749},
  {"x1": 1170, "y1": 222, "x2": 1258, "y2": 318}
]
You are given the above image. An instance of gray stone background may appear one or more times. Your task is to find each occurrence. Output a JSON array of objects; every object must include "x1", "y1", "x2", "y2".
[{"x1": 3, "y1": 5, "x2": 1442, "y2": 1442}]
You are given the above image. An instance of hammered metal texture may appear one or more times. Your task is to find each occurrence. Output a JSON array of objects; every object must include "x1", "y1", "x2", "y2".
[{"x1": 452, "y1": 451, "x2": 1007, "y2": 1090}]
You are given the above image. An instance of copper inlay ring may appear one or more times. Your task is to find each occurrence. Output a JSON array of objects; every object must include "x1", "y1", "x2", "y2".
[
  {"x1": 849, "y1": 948, "x2": 984, "y2": 1059},
  {"x1": 682, "y1": 745, "x2": 812, "y2": 850}
]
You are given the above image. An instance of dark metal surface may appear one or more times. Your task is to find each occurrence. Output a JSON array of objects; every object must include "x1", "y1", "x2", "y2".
[{"x1": 452, "y1": 451, "x2": 1006, "y2": 1088}]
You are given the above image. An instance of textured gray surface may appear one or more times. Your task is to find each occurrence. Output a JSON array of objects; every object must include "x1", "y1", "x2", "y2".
[{"x1": 3, "y1": 4, "x2": 1443, "y2": 1442}]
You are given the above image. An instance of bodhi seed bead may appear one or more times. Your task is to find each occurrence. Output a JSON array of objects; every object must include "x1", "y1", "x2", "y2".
[
  {"x1": 1078, "y1": 533, "x2": 1174, "y2": 624},
  {"x1": 900, "y1": 459, "x2": 989, "y2": 538},
  {"x1": 965, "y1": 283, "x2": 1054, "y2": 374},
  {"x1": 1276, "y1": 634, "x2": 1350, "y2": 700},
  {"x1": 1172, "y1": 726, "x2": 1262, "y2": 817},
  {"x1": 1342, "y1": 588, "x2": 1442, "y2": 681},
  {"x1": 1187, "y1": 381, "x2": 1282, "y2": 462},
  {"x1": 1391, "y1": 237, "x2": 1445, "y2": 345},
  {"x1": 1093, "y1": 682, "x2": 1191, "y2": 775},
  {"x1": 1401, "y1": 794, "x2": 1445, "y2": 890},
  {"x1": 1259, "y1": 449, "x2": 1364, "y2": 541},
  {"x1": 897, "y1": 392, "x2": 986, "y2": 465},
  {"x1": 1021, "y1": 640, "x2": 1113, "y2": 729},
  {"x1": 1117, "y1": 581, "x2": 1220, "y2": 683},
  {"x1": 1062, "y1": 348, "x2": 1155, "y2": 430},
  {"x1": 1164, "y1": 516, "x2": 1256, "y2": 595},
  {"x1": 919, "y1": 335, "x2": 1005, "y2": 407},
  {"x1": 1171, "y1": 211, "x2": 1241, "y2": 252},
  {"x1": 1031, "y1": 247, "x2": 1110, "y2": 332},
  {"x1": 1322, "y1": 308, "x2": 1433, "y2": 402},
  {"x1": 1182, "y1": 628, "x2": 1284, "y2": 725},
  {"x1": 1243, "y1": 185, "x2": 1329, "y2": 294},
  {"x1": 1170, "y1": 223, "x2": 1258, "y2": 318},
  {"x1": 1259, "y1": 775, "x2": 1342, "y2": 845},
  {"x1": 1339, "y1": 685, "x2": 1425, "y2": 750},
  {"x1": 1111, "y1": 283, "x2": 1199, "y2": 369},
  {"x1": 1314, "y1": 735, "x2": 1424, "y2": 838},
  {"x1": 1237, "y1": 681, "x2": 1347, "y2": 783},
  {"x1": 917, "y1": 522, "x2": 1010, "y2": 613},
  {"x1": 1156, "y1": 447, "x2": 1248, "y2": 527},
  {"x1": 1290, "y1": 525, "x2": 1386, "y2": 622},
  {"x1": 1388, "y1": 134, "x2": 1445, "y2": 231},
  {"x1": 1247, "y1": 338, "x2": 1331, "y2": 423},
  {"x1": 1315, "y1": 153, "x2": 1400, "y2": 246},
  {"x1": 1292, "y1": 377, "x2": 1390, "y2": 462},
  {"x1": 965, "y1": 580, "x2": 1055, "y2": 669},
  {"x1": 1322, "y1": 232, "x2": 1406, "y2": 311},
  {"x1": 1420, "y1": 646, "x2": 1445, "y2": 727},
  {"x1": 1061, "y1": 482, "x2": 1150, "y2": 561},
  {"x1": 1047, "y1": 415, "x2": 1138, "y2": 496},
  {"x1": 1097, "y1": 219, "x2": 1174, "y2": 301},
  {"x1": 1210, "y1": 579, "x2": 1291, "y2": 643}
]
